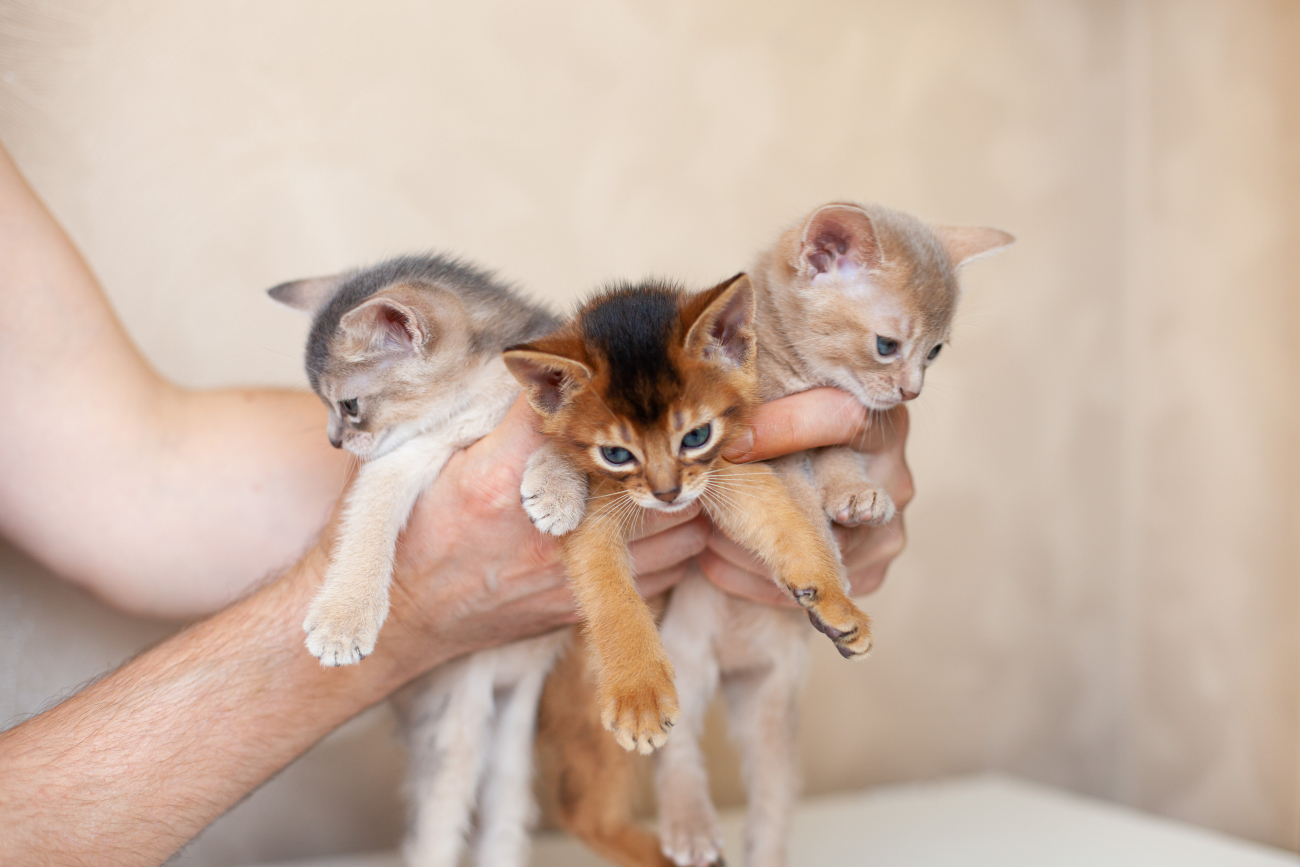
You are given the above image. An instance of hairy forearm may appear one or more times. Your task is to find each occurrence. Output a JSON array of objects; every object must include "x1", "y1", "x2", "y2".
[{"x1": 0, "y1": 543, "x2": 423, "y2": 867}]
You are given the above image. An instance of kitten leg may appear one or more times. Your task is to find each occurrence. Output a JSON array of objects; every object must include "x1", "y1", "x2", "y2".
[
  {"x1": 520, "y1": 441, "x2": 589, "y2": 536},
  {"x1": 810, "y1": 445, "x2": 895, "y2": 527},
  {"x1": 655, "y1": 571, "x2": 725, "y2": 867},
  {"x1": 472, "y1": 634, "x2": 567, "y2": 867},
  {"x1": 402, "y1": 656, "x2": 494, "y2": 867},
  {"x1": 563, "y1": 488, "x2": 679, "y2": 753},
  {"x1": 721, "y1": 611, "x2": 809, "y2": 867},
  {"x1": 304, "y1": 436, "x2": 452, "y2": 665},
  {"x1": 702, "y1": 460, "x2": 873, "y2": 658},
  {"x1": 536, "y1": 629, "x2": 673, "y2": 867}
]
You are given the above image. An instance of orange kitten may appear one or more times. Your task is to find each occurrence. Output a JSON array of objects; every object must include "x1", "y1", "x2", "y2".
[
  {"x1": 531, "y1": 204, "x2": 1013, "y2": 867},
  {"x1": 505, "y1": 274, "x2": 873, "y2": 760}
]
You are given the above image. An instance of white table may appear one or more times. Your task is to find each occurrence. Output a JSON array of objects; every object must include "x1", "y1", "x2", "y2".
[{"x1": 249, "y1": 774, "x2": 1299, "y2": 867}]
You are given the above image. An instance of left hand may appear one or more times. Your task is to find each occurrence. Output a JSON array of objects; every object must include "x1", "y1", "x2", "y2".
[{"x1": 697, "y1": 389, "x2": 913, "y2": 606}]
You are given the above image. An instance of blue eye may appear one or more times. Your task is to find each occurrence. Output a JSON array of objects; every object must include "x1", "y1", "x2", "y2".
[
  {"x1": 681, "y1": 423, "x2": 711, "y2": 450},
  {"x1": 876, "y1": 336, "x2": 899, "y2": 357},
  {"x1": 600, "y1": 445, "x2": 634, "y2": 466},
  {"x1": 339, "y1": 398, "x2": 359, "y2": 417},
  {"x1": 927, "y1": 344, "x2": 943, "y2": 361}
]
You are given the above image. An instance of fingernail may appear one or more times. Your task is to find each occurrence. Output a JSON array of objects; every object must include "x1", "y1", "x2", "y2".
[{"x1": 724, "y1": 429, "x2": 754, "y2": 461}]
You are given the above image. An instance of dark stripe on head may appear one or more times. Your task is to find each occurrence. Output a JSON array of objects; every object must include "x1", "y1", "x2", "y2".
[{"x1": 579, "y1": 282, "x2": 684, "y2": 426}]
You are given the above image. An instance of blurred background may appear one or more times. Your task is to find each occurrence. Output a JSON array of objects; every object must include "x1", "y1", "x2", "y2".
[{"x1": 0, "y1": 0, "x2": 1296, "y2": 863}]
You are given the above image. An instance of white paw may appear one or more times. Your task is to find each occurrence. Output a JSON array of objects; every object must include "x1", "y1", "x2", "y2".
[
  {"x1": 824, "y1": 483, "x2": 896, "y2": 527},
  {"x1": 520, "y1": 451, "x2": 588, "y2": 536},
  {"x1": 302, "y1": 591, "x2": 385, "y2": 666},
  {"x1": 660, "y1": 809, "x2": 725, "y2": 867}
]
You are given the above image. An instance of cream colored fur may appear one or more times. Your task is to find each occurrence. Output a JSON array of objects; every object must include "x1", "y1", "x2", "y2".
[
  {"x1": 521, "y1": 203, "x2": 1012, "y2": 866},
  {"x1": 315, "y1": 357, "x2": 567, "y2": 867},
  {"x1": 655, "y1": 204, "x2": 1012, "y2": 867},
  {"x1": 303, "y1": 357, "x2": 518, "y2": 665},
  {"x1": 272, "y1": 255, "x2": 565, "y2": 867}
]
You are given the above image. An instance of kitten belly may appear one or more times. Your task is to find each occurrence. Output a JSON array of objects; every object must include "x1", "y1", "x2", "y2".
[{"x1": 712, "y1": 587, "x2": 808, "y2": 673}]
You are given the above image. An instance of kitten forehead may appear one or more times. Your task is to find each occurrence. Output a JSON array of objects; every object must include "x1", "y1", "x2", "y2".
[{"x1": 579, "y1": 283, "x2": 683, "y2": 426}]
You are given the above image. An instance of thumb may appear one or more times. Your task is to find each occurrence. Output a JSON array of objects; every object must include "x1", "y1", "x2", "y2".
[{"x1": 465, "y1": 393, "x2": 547, "y2": 474}]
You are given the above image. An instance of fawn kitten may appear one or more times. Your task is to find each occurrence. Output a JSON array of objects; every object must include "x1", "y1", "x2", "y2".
[
  {"x1": 269, "y1": 254, "x2": 568, "y2": 867},
  {"x1": 504, "y1": 274, "x2": 873, "y2": 759},
  {"x1": 530, "y1": 204, "x2": 1013, "y2": 867}
]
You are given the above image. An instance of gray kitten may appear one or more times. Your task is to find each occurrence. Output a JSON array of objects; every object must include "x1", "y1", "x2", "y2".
[{"x1": 270, "y1": 254, "x2": 567, "y2": 867}]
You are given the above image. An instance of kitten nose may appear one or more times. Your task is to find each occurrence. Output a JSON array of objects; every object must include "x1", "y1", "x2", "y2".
[
  {"x1": 328, "y1": 432, "x2": 344, "y2": 448},
  {"x1": 899, "y1": 387, "x2": 920, "y2": 401},
  {"x1": 653, "y1": 487, "x2": 682, "y2": 503}
]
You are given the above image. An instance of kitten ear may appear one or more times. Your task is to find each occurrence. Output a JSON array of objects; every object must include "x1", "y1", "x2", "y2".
[
  {"x1": 683, "y1": 273, "x2": 756, "y2": 369},
  {"x1": 797, "y1": 204, "x2": 882, "y2": 282},
  {"x1": 340, "y1": 296, "x2": 428, "y2": 354},
  {"x1": 503, "y1": 342, "x2": 593, "y2": 416},
  {"x1": 266, "y1": 274, "x2": 347, "y2": 314},
  {"x1": 933, "y1": 225, "x2": 1016, "y2": 268}
]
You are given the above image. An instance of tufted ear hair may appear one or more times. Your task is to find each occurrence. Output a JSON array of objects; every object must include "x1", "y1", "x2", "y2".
[
  {"x1": 796, "y1": 204, "x2": 881, "y2": 283},
  {"x1": 682, "y1": 273, "x2": 755, "y2": 370},
  {"x1": 933, "y1": 225, "x2": 1016, "y2": 269},
  {"x1": 267, "y1": 273, "x2": 348, "y2": 314},
  {"x1": 503, "y1": 335, "x2": 593, "y2": 416},
  {"x1": 339, "y1": 295, "x2": 429, "y2": 355}
]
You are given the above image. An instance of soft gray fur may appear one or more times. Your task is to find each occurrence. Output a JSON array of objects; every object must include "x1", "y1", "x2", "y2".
[{"x1": 270, "y1": 253, "x2": 567, "y2": 867}]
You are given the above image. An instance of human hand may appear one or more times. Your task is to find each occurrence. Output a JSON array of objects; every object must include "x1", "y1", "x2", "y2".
[
  {"x1": 378, "y1": 395, "x2": 710, "y2": 677},
  {"x1": 697, "y1": 388, "x2": 912, "y2": 606}
]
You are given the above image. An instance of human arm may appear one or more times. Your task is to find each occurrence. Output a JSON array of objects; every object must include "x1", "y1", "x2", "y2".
[
  {"x1": 0, "y1": 142, "x2": 352, "y2": 617},
  {"x1": 700, "y1": 389, "x2": 912, "y2": 605},
  {"x1": 0, "y1": 397, "x2": 709, "y2": 867}
]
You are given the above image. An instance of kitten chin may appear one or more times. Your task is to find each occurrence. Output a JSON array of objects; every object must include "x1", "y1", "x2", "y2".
[
  {"x1": 754, "y1": 201, "x2": 1013, "y2": 407},
  {"x1": 531, "y1": 202, "x2": 1014, "y2": 867},
  {"x1": 507, "y1": 273, "x2": 874, "y2": 761},
  {"x1": 271, "y1": 253, "x2": 566, "y2": 867}
]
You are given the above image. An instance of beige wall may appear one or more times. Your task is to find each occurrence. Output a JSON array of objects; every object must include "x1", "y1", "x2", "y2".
[{"x1": 0, "y1": 0, "x2": 1296, "y2": 862}]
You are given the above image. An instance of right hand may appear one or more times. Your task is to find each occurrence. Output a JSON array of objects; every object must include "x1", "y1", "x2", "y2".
[{"x1": 379, "y1": 396, "x2": 711, "y2": 678}]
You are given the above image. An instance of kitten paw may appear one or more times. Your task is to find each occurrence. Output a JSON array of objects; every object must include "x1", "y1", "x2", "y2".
[
  {"x1": 302, "y1": 592, "x2": 386, "y2": 666},
  {"x1": 823, "y1": 482, "x2": 896, "y2": 527},
  {"x1": 791, "y1": 588, "x2": 874, "y2": 658},
  {"x1": 520, "y1": 449, "x2": 588, "y2": 536},
  {"x1": 660, "y1": 811, "x2": 725, "y2": 867},
  {"x1": 600, "y1": 664, "x2": 680, "y2": 754}
]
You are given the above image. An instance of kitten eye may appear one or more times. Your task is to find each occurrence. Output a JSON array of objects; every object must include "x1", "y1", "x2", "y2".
[
  {"x1": 600, "y1": 445, "x2": 634, "y2": 466},
  {"x1": 339, "y1": 398, "x2": 359, "y2": 418},
  {"x1": 876, "y1": 336, "x2": 899, "y2": 357},
  {"x1": 681, "y1": 423, "x2": 712, "y2": 450},
  {"x1": 927, "y1": 344, "x2": 943, "y2": 361}
]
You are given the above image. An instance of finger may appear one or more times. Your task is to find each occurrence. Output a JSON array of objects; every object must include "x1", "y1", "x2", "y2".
[
  {"x1": 634, "y1": 563, "x2": 691, "y2": 599},
  {"x1": 445, "y1": 396, "x2": 550, "y2": 515},
  {"x1": 723, "y1": 388, "x2": 866, "y2": 462},
  {"x1": 724, "y1": 393, "x2": 913, "y2": 463},
  {"x1": 464, "y1": 394, "x2": 548, "y2": 472},
  {"x1": 628, "y1": 515, "x2": 711, "y2": 575},
  {"x1": 696, "y1": 548, "x2": 797, "y2": 608},
  {"x1": 839, "y1": 516, "x2": 907, "y2": 596}
]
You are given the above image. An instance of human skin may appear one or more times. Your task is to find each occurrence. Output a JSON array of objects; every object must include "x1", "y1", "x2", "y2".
[
  {"x1": 0, "y1": 138, "x2": 911, "y2": 865},
  {"x1": 0, "y1": 391, "x2": 907, "y2": 867},
  {"x1": 711, "y1": 392, "x2": 912, "y2": 605},
  {"x1": 0, "y1": 141, "x2": 907, "y2": 618},
  {"x1": 0, "y1": 397, "x2": 713, "y2": 867}
]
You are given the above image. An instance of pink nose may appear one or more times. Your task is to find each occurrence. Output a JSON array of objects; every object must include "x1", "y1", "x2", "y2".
[
  {"x1": 899, "y1": 388, "x2": 919, "y2": 401},
  {"x1": 653, "y1": 487, "x2": 681, "y2": 503}
]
